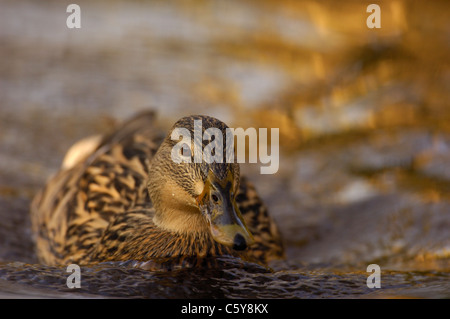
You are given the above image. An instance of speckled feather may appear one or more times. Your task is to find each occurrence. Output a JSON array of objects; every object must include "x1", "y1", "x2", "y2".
[{"x1": 31, "y1": 111, "x2": 284, "y2": 266}]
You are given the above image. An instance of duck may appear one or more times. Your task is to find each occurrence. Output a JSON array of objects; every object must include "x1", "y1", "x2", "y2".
[{"x1": 30, "y1": 111, "x2": 284, "y2": 267}]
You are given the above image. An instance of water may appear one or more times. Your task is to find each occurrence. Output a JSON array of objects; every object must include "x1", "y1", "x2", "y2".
[
  {"x1": 0, "y1": 0, "x2": 449, "y2": 298},
  {"x1": 1, "y1": 259, "x2": 448, "y2": 299}
]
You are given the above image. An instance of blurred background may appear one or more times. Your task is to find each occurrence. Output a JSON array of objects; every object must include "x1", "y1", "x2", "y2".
[{"x1": 0, "y1": 0, "x2": 449, "y2": 298}]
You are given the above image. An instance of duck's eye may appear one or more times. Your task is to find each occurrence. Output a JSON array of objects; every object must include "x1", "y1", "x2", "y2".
[
  {"x1": 211, "y1": 194, "x2": 219, "y2": 203},
  {"x1": 181, "y1": 144, "x2": 191, "y2": 157}
]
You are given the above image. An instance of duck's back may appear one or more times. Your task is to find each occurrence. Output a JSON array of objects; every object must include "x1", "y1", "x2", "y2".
[
  {"x1": 31, "y1": 112, "x2": 162, "y2": 265},
  {"x1": 31, "y1": 112, "x2": 284, "y2": 266}
]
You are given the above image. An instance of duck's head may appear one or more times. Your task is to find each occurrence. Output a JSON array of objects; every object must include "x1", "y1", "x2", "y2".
[{"x1": 147, "y1": 115, "x2": 254, "y2": 251}]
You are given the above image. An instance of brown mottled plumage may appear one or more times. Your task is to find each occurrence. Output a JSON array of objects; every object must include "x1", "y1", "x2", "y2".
[{"x1": 30, "y1": 111, "x2": 284, "y2": 267}]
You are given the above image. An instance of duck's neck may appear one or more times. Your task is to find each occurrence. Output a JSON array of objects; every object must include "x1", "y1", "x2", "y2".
[
  {"x1": 152, "y1": 208, "x2": 209, "y2": 235},
  {"x1": 150, "y1": 178, "x2": 210, "y2": 235}
]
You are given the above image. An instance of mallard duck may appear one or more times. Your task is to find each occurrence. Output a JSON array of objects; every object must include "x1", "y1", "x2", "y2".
[{"x1": 31, "y1": 111, "x2": 284, "y2": 267}]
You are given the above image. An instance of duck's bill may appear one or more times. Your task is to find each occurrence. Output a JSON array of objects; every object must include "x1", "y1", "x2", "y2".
[
  {"x1": 197, "y1": 174, "x2": 254, "y2": 251},
  {"x1": 208, "y1": 199, "x2": 254, "y2": 250}
]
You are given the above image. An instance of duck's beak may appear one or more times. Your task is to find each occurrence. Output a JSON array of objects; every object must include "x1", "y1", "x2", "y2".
[{"x1": 197, "y1": 171, "x2": 254, "y2": 250}]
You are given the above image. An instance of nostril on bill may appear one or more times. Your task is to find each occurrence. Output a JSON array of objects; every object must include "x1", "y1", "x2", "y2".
[{"x1": 232, "y1": 233, "x2": 247, "y2": 251}]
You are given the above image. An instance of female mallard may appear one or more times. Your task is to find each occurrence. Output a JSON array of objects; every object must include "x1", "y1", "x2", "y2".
[{"x1": 31, "y1": 112, "x2": 284, "y2": 266}]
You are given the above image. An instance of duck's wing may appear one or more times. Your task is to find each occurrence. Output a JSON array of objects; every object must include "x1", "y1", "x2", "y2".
[
  {"x1": 236, "y1": 176, "x2": 285, "y2": 264},
  {"x1": 30, "y1": 111, "x2": 163, "y2": 265}
]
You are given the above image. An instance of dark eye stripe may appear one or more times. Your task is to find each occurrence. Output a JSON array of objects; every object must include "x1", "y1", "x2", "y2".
[{"x1": 181, "y1": 144, "x2": 192, "y2": 157}]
